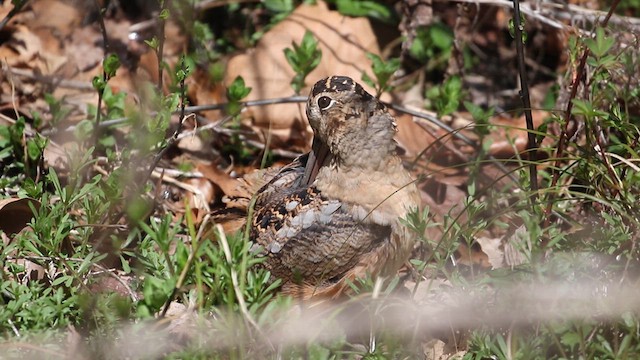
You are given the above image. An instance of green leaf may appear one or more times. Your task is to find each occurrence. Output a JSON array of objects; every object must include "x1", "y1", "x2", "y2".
[
  {"x1": 127, "y1": 196, "x2": 151, "y2": 223},
  {"x1": 586, "y1": 27, "x2": 615, "y2": 58},
  {"x1": 283, "y1": 31, "x2": 322, "y2": 93},
  {"x1": 426, "y1": 76, "x2": 464, "y2": 117},
  {"x1": 430, "y1": 22, "x2": 454, "y2": 50},
  {"x1": 361, "y1": 72, "x2": 375, "y2": 90},
  {"x1": 92, "y1": 76, "x2": 106, "y2": 93},
  {"x1": 464, "y1": 101, "x2": 493, "y2": 137},
  {"x1": 145, "y1": 37, "x2": 159, "y2": 51},
  {"x1": 571, "y1": 98, "x2": 593, "y2": 117},
  {"x1": 227, "y1": 76, "x2": 252, "y2": 101},
  {"x1": 264, "y1": 0, "x2": 293, "y2": 13},
  {"x1": 0, "y1": 126, "x2": 10, "y2": 148},
  {"x1": 335, "y1": 0, "x2": 393, "y2": 23},
  {"x1": 192, "y1": 21, "x2": 213, "y2": 42},
  {"x1": 508, "y1": 13, "x2": 527, "y2": 44},
  {"x1": 363, "y1": 53, "x2": 399, "y2": 97},
  {"x1": 74, "y1": 120, "x2": 94, "y2": 141},
  {"x1": 98, "y1": 134, "x2": 116, "y2": 147},
  {"x1": 560, "y1": 331, "x2": 581, "y2": 349},
  {"x1": 159, "y1": 8, "x2": 170, "y2": 20},
  {"x1": 103, "y1": 53, "x2": 120, "y2": 78},
  {"x1": 26, "y1": 140, "x2": 41, "y2": 161}
]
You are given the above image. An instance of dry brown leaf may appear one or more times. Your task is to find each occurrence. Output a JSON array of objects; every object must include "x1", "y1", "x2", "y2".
[
  {"x1": 177, "y1": 134, "x2": 209, "y2": 156},
  {"x1": 186, "y1": 178, "x2": 215, "y2": 205},
  {"x1": 0, "y1": 2, "x2": 13, "y2": 20},
  {"x1": 395, "y1": 112, "x2": 437, "y2": 159},
  {"x1": 487, "y1": 110, "x2": 549, "y2": 158},
  {"x1": 43, "y1": 142, "x2": 70, "y2": 171},
  {"x1": 420, "y1": 177, "x2": 466, "y2": 219},
  {"x1": 196, "y1": 162, "x2": 244, "y2": 198},
  {"x1": 503, "y1": 225, "x2": 530, "y2": 268},
  {"x1": 475, "y1": 236, "x2": 504, "y2": 269},
  {"x1": 187, "y1": 68, "x2": 225, "y2": 121},
  {"x1": 88, "y1": 273, "x2": 136, "y2": 299},
  {"x1": 13, "y1": 258, "x2": 47, "y2": 283},
  {"x1": 2, "y1": 25, "x2": 60, "y2": 70},
  {"x1": 455, "y1": 242, "x2": 491, "y2": 268},
  {"x1": 66, "y1": 26, "x2": 103, "y2": 72},
  {"x1": 29, "y1": 0, "x2": 82, "y2": 38},
  {"x1": 225, "y1": 0, "x2": 381, "y2": 148},
  {"x1": 423, "y1": 338, "x2": 466, "y2": 360},
  {"x1": 0, "y1": 197, "x2": 40, "y2": 235}
]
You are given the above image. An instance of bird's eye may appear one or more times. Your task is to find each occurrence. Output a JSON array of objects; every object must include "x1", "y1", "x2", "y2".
[{"x1": 317, "y1": 96, "x2": 334, "y2": 110}]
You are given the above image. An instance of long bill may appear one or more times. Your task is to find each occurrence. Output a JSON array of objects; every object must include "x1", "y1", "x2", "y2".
[{"x1": 301, "y1": 137, "x2": 330, "y2": 186}]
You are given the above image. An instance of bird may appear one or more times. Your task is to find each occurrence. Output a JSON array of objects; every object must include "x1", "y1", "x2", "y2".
[{"x1": 250, "y1": 76, "x2": 420, "y2": 301}]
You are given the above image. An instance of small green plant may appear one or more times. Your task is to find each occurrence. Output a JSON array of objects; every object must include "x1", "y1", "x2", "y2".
[
  {"x1": 333, "y1": 0, "x2": 394, "y2": 23},
  {"x1": 425, "y1": 75, "x2": 464, "y2": 117},
  {"x1": 409, "y1": 22, "x2": 455, "y2": 71},
  {"x1": 362, "y1": 53, "x2": 400, "y2": 98},
  {"x1": 264, "y1": 0, "x2": 295, "y2": 20},
  {"x1": 226, "y1": 76, "x2": 252, "y2": 118},
  {"x1": 0, "y1": 117, "x2": 47, "y2": 191},
  {"x1": 284, "y1": 30, "x2": 322, "y2": 94}
]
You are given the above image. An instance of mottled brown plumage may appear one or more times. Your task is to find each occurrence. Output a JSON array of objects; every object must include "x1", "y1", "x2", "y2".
[{"x1": 251, "y1": 76, "x2": 420, "y2": 300}]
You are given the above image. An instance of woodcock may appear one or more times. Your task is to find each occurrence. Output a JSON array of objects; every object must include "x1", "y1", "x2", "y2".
[{"x1": 250, "y1": 76, "x2": 420, "y2": 300}]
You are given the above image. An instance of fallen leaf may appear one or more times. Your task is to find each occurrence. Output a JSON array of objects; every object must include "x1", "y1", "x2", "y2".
[
  {"x1": 14, "y1": 258, "x2": 47, "y2": 284},
  {"x1": 455, "y1": 242, "x2": 490, "y2": 268},
  {"x1": 396, "y1": 112, "x2": 438, "y2": 159},
  {"x1": 0, "y1": 197, "x2": 40, "y2": 235},
  {"x1": 475, "y1": 236, "x2": 504, "y2": 269},
  {"x1": 196, "y1": 162, "x2": 244, "y2": 198},
  {"x1": 503, "y1": 224, "x2": 530, "y2": 268},
  {"x1": 28, "y1": 0, "x2": 82, "y2": 38},
  {"x1": 487, "y1": 110, "x2": 549, "y2": 158},
  {"x1": 0, "y1": 2, "x2": 13, "y2": 20},
  {"x1": 187, "y1": 68, "x2": 225, "y2": 121}
]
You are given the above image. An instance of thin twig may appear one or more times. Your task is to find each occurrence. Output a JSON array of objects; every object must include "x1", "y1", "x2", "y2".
[
  {"x1": 156, "y1": 1, "x2": 169, "y2": 91},
  {"x1": 93, "y1": 0, "x2": 111, "y2": 136},
  {"x1": 74, "y1": 96, "x2": 307, "y2": 130},
  {"x1": 5, "y1": 68, "x2": 95, "y2": 90},
  {"x1": 512, "y1": 0, "x2": 539, "y2": 202}
]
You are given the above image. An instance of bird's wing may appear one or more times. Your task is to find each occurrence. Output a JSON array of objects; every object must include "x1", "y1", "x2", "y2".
[
  {"x1": 252, "y1": 153, "x2": 308, "y2": 209},
  {"x1": 215, "y1": 153, "x2": 309, "y2": 232},
  {"x1": 251, "y1": 185, "x2": 391, "y2": 286}
]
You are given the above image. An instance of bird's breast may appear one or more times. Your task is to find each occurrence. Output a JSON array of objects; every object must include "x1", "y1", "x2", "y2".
[{"x1": 314, "y1": 161, "x2": 420, "y2": 226}]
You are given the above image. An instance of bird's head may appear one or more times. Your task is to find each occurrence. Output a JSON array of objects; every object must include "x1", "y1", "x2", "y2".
[{"x1": 301, "y1": 76, "x2": 398, "y2": 185}]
